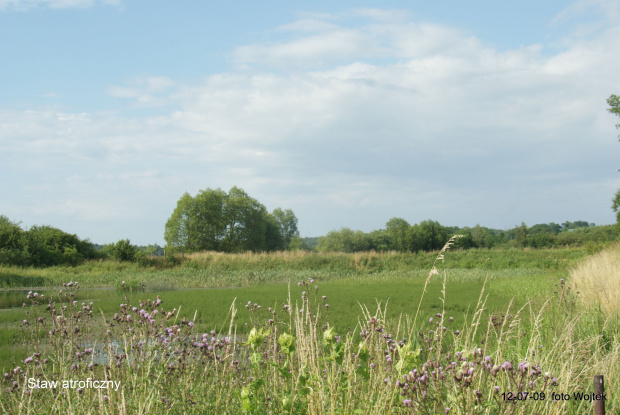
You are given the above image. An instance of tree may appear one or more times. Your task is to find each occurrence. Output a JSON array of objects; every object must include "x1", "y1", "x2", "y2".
[
  {"x1": 416, "y1": 220, "x2": 450, "y2": 251},
  {"x1": 104, "y1": 239, "x2": 138, "y2": 262},
  {"x1": 272, "y1": 208, "x2": 299, "y2": 249},
  {"x1": 164, "y1": 187, "x2": 294, "y2": 253},
  {"x1": 0, "y1": 216, "x2": 29, "y2": 266},
  {"x1": 608, "y1": 94, "x2": 620, "y2": 138},
  {"x1": 608, "y1": 95, "x2": 620, "y2": 223},
  {"x1": 385, "y1": 217, "x2": 410, "y2": 252},
  {"x1": 612, "y1": 190, "x2": 620, "y2": 224},
  {"x1": 315, "y1": 228, "x2": 371, "y2": 252},
  {"x1": 514, "y1": 222, "x2": 529, "y2": 248}
]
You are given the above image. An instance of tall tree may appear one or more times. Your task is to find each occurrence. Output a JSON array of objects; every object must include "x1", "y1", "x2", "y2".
[
  {"x1": 607, "y1": 94, "x2": 620, "y2": 138},
  {"x1": 165, "y1": 187, "x2": 293, "y2": 253},
  {"x1": 272, "y1": 208, "x2": 299, "y2": 249},
  {"x1": 385, "y1": 217, "x2": 410, "y2": 252},
  {"x1": 608, "y1": 95, "x2": 620, "y2": 223}
]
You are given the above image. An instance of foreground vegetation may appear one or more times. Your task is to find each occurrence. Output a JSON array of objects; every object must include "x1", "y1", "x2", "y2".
[{"x1": 0, "y1": 240, "x2": 618, "y2": 414}]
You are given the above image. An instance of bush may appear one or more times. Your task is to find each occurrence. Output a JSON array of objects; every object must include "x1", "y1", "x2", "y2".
[{"x1": 107, "y1": 239, "x2": 138, "y2": 262}]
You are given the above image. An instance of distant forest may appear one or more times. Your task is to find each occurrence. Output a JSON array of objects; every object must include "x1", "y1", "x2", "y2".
[
  {"x1": 1, "y1": 212, "x2": 618, "y2": 268},
  {"x1": 307, "y1": 219, "x2": 617, "y2": 253}
]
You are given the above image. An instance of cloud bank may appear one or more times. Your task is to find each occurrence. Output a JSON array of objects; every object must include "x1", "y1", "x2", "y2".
[{"x1": 1, "y1": 6, "x2": 619, "y2": 244}]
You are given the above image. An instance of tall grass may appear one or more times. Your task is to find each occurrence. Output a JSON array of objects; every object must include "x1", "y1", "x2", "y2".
[
  {"x1": 1, "y1": 248, "x2": 586, "y2": 290},
  {"x1": 569, "y1": 243, "x2": 620, "y2": 316},
  {"x1": 0, "y1": 243, "x2": 617, "y2": 414}
]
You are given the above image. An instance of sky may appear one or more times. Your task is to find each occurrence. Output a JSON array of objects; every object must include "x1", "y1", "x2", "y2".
[{"x1": 1, "y1": 0, "x2": 620, "y2": 246}]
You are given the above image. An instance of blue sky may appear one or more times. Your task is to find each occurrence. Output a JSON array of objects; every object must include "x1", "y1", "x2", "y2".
[{"x1": 1, "y1": 0, "x2": 619, "y2": 245}]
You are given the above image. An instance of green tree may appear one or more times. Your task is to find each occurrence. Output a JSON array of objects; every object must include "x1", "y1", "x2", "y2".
[
  {"x1": 608, "y1": 94, "x2": 620, "y2": 138},
  {"x1": 107, "y1": 239, "x2": 138, "y2": 262},
  {"x1": 316, "y1": 228, "x2": 371, "y2": 252},
  {"x1": 272, "y1": 208, "x2": 299, "y2": 249},
  {"x1": 26, "y1": 225, "x2": 94, "y2": 266},
  {"x1": 609, "y1": 95, "x2": 620, "y2": 223},
  {"x1": 165, "y1": 190, "x2": 227, "y2": 253},
  {"x1": 0, "y1": 216, "x2": 29, "y2": 266},
  {"x1": 514, "y1": 222, "x2": 529, "y2": 248},
  {"x1": 165, "y1": 187, "x2": 292, "y2": 253},
  {"x1": 222, "y1": 186, "x2": 270, "y2": 252},
  {"x1": 385, "y1": 217, "x2": 410, "y2": 252},
  {"x1": 288, "y1": 235, "x2": 310, "y2": 251},
  {"x1": 417, "y1": 220, "x2": 450, "y2": 251},
  {"x1": 612, "y1": 190, "x2": 620, "y2": 224}
]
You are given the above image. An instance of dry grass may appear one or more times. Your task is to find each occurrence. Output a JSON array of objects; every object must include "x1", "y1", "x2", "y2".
[{"x1": 569, "y1": 242, "x2": 620, "y2": 316}]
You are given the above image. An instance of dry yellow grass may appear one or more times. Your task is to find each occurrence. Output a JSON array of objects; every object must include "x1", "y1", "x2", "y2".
[{"x1": 569, "y1": 242, "x2": 620, "y2": 315}]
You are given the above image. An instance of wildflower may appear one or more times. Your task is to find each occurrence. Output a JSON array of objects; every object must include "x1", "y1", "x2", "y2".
[{"x1": 24, "y1": 357, "x2": 33, "y2": 364}]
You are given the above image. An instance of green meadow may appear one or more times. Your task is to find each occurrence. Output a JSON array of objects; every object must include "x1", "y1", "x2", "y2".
[{"x1": 1, "y1": 246, "x2": 618, "y2": 414}]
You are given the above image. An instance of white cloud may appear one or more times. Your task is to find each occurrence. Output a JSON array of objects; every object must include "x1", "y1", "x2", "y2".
[
  {"x1": 2, "y1": 6, "x2": 620, "y2": 243},
  {"x1": 108, "y1": 76, "x2": 177, "y2": 107}
]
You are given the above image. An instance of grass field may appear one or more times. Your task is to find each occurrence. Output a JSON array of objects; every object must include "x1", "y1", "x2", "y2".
[{"x1": 0, "y1": 245, "x2": 618, "y2": 414}]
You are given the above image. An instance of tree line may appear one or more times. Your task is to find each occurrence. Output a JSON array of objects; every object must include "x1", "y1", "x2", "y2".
[
  {"x1": 2, "y1": 186, "x2": 619, "y2": 268},
  {"x1": 0, "y1": 215, "x2": 159, "y2": 267},
  {"x1": 311, "y1": 220, "x2": 617, "y2": 253},
  {"x1": 0, "y1": 215, "x2": 98, "y2": 266}
]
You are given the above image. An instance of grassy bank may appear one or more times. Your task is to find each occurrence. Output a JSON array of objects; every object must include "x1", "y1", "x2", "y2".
[{"x1": 0, "y1": 247, "x2": 586, "y2": 289}]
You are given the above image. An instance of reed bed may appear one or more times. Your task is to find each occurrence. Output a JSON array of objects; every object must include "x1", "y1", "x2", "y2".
[{"x1": 569, "y1": 243, "x2": 620, "y2": 316}]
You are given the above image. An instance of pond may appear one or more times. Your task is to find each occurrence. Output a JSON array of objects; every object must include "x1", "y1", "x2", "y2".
[{"x1": 0, "y1": 287, "x2": 161, "y2": 310}]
